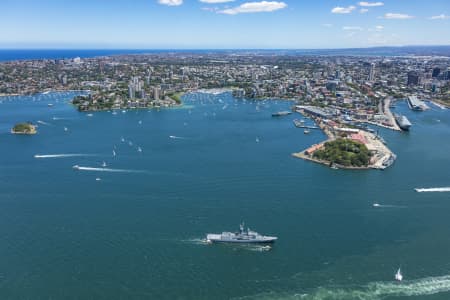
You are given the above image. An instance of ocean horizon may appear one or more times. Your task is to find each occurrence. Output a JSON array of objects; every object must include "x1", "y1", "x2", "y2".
[{"x1": 1, "y1": 45, "x2": 450, "y2": 62}]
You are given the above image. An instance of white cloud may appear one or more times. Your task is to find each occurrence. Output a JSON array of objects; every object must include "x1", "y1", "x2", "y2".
[
  {"x1": 368, "y1": 25, "x2": 384, "y2": 32},
  {"x1": 429, "y1": 14, "x2": 450, "y2": 20},
  {"x1": 218, "y1": 1, "x2": 287, "y2": 15},
  {"x1": 381, "y1": 13, "x2": 414, "y2": 19},
  {"x1": 201, "y1": 6, "x2": 217, "y2": 11},
  {"x1": 359, "y1": 2, "x2": 384, "y2": 7},
  {"x1": 331, "y1": 6, "x2": 356, "y2": 14},
  {"x1": 342, "y1": 26, "x2": 363, "y2": 31},
  {"x1": 200, "y1": 0, "x2": 235, "y2": 3},
  {"x1": 158, "y1": 0, "x2": 183, "y2": 6},
  {"x1": 322, "y1": 23, "x2": 333, "y2": 27},
  {"x1": 360, "y1": 8, "x2": 369, "y2": 14}
]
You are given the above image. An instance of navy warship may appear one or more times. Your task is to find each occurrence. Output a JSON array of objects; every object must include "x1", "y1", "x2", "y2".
[
  {"x1": 206, "y1": 223, "x2": 277, "y2": 244},
  {"x1": 394, "y1": 114, "x2": 412, "y2": 131}
]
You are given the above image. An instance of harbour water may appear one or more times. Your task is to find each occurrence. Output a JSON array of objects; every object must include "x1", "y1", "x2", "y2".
[{"x1": 1, "y1": 92, "x2": 450, "y2": 299}]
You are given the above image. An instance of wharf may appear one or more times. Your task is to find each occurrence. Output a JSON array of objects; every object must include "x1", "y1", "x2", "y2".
[
  {"x1": 364, "y1": 121, "x2": 400, "y2": 131},
  {"x1": 293, "y1": 121, "x2": 320, "y2": 130},
  {"x1": 383, "y1": 98, "x2": 401, "y2": 131}
]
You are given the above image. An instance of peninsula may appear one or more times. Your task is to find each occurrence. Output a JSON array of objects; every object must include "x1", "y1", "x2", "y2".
[{"x1": 292, "y1": 106, "x2": 396, "y2": 170}]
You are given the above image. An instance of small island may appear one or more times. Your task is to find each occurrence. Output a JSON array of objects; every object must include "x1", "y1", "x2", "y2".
[
  {"x1": 11, "y1": 123, "x2": 37, "y2": 135},
  {"x1": 313, "y1": 139, "x2": 371, "y2": 168}
]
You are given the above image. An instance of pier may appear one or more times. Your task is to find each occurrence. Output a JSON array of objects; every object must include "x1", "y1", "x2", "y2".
[
  {"x1": 382, "y1": 98, "x2": 401, "y2": 131},
  {"x1": 407, "y1": 96, "x2": 429, "y2": 111},
  {"x1": 293, "y1": 120, "x2": 320, "y2": 130}
]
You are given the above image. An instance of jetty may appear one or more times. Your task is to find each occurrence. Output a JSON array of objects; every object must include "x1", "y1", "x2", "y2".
[
  {"x1": 293, "y1": 119, "x2": 319, "y2": 129},
  {"x1": 382, "y1": 98, "x2": 401, "y2": 131},
  {"x1": 407, "y1": 96, "x2": 429, "y2": 111}
]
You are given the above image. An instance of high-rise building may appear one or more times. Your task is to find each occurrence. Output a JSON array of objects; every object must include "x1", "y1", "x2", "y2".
[
  {"x1": 368, "y1": 63, "x2": 375, "y2": 82},
  {"x1": 444, "y1": 68, "x2": 450, "y2": 80},
  {"x1": 407, "y1": 71, "x2": 421, "y2": 86},
  {"x1": 153, "y1": 87, "x2": 160, "y2": 101},
  {"x1": 432, "y1": 67, "x2": 441, "y2": 78},
  {"x1": 128, "y1": 85, "x2": 134, "y2": 99}
]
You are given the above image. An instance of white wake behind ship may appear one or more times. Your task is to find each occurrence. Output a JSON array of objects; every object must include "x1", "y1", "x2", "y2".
[{"x1": 415, "y1": 187, "x2": 450, "y2": 193}]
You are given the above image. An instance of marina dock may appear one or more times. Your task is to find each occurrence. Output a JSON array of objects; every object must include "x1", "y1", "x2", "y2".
[{"x1": 293, "y1": 119, "x2": 320, "y2": 129}]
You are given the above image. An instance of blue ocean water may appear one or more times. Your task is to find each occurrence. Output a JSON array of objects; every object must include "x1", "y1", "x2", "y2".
[
  {"x1": 1, "y1": 46, "x2": 449, "y2": 62},
  {"x1": 0, "y1": 92, "x2": 450, "y2": 299},
  {"x1": 0, "y1": 49, "x2": 216, "y2": 62}
]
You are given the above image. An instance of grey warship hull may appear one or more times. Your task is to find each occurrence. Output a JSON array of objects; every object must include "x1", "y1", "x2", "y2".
[
  {"x1": 394, "y1": 114, "x2": 412, "y2": 131},
  {"x1": 206, "y1": 234, "x2": 277, "y2": 243},
  {"x1": 206, "y1": 224, "x2": 278, "y2": 244}
]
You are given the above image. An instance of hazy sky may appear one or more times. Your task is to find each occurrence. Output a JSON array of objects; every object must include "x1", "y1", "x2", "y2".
[{"x1": 1, "y1": 0, "x2": 449, "y2": 49}]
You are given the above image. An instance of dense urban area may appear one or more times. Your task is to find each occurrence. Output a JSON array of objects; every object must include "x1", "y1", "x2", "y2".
[{"x1": 2, "y1": 52, "x2": 449, "y2": 168}]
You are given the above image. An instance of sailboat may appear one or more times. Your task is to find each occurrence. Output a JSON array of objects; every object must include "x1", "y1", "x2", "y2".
[
  {"x1": 102, "y1": 161, "x2": 107, "y2": 168},
  {"x1": 395, "y1": 268, "x2": 403, "y2": 281},
  {"x1": 112, "y1": 150, "x2": 116, "y2": 157}
]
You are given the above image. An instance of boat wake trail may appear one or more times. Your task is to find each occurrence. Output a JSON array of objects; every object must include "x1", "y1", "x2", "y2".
[
  {"x1": 181, "y1": 239, "x2": 272, "y2": 252},
  {"x1": 415, "y1": 187, "x2": 450, "y2": 193},
  {"x1": 37, "y1": 120, "x2": 51, "y2": 125},
  {"x1": 243, "y1": 245, "x2": 272, "y2": 252},
  {"x1": 34, "y1": 154, "x2": 93, "y2": 159},
  {"x1": 372, "y1": 203, "x2": 406, "y2": 209},
  {"x1": 181, "y1": 238, "x2": 210, "y2": 245},
  {"x1": 73, "y1": 165, "x2": 147, "y2": 173},
  {"x1": 169, "y1": 135, "x2": 188, "y2": 140},
  {"x1": 238, "y1": 275, "x2": 450, "y2": 300}
]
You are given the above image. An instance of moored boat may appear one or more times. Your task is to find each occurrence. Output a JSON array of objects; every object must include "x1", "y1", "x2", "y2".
[
  {"x1": 272, "y1": 111, "x2": 292, "y2": 117},
  {"x1": 394, "y1": 114, "x2": 412, "y2": 131}
]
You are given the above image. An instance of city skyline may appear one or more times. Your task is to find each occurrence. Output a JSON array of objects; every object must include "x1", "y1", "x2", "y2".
[{"x1": 1, "y1": 0, "x2": 450, "y2": 49}]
